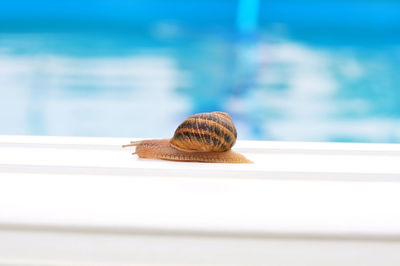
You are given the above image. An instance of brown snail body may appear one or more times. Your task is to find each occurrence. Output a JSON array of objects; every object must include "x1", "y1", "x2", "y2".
[{"x1": 123, "y1": 112, "x2": 251, "y2": 163}]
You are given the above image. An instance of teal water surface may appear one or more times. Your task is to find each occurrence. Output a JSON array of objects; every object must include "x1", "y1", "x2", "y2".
[{"x1": 0, "y1": 23, "x2": 399, "y2": 143}]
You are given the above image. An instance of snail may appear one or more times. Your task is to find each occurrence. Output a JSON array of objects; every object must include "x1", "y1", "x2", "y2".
[{"x1": 122, "y1": 111, "x2": 251, "y2": 163}]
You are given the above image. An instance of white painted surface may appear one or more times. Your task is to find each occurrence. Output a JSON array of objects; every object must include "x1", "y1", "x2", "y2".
[
  {"x1": 1, "y1": 230, "x2": 400, "y2": 266},
  {"x1": 0, "y1": 135, "x2": 400, "y2": 265}
]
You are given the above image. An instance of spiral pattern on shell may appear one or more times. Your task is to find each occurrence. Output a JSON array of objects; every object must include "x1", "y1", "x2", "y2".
[{"x1": 170, "y1": 111, "x2": 237, "y2": 152}]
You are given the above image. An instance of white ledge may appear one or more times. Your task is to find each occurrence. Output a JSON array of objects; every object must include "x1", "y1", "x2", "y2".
[
  {"x1": 1, "y1": 134, "x2": 400, "y2": 237},
  {"x1": 1, "y1": 135, "x2": 400, "y2": 265}
]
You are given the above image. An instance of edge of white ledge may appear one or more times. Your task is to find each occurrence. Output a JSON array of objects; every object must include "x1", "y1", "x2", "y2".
[
  {"x1": 1, "y1": 135, "x2": 400, "y2": 240},
  {"x1": 2, "y1": 134, "x2": 400, "y2": 151},
  {"x1": 1, "y1": 135, "x2": 399, "y2": 181}
]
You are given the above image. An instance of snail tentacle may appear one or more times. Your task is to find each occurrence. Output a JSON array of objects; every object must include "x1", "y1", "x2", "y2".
[{"x1": 121, "y1": 141, "x2": 141, "y2": 148}]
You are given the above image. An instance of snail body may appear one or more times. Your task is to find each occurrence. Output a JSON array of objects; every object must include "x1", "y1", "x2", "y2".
[{"x1": 123, "y1": 112, "x2": 251, "y2": 163}]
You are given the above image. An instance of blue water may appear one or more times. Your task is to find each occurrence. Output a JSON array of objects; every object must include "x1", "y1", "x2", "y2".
[{"x1": 1, "y1": 4, "x2": 400, "y2": 143}]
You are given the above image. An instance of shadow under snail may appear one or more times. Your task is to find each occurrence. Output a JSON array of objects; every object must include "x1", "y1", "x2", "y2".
[{"x1": 122, "y1": 111, "x2": 252, "y2": 163}]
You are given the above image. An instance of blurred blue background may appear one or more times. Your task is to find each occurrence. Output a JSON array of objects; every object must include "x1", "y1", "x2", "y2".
[{"x1": 0, "y1": 0, "x2": 399, "y2": 142}]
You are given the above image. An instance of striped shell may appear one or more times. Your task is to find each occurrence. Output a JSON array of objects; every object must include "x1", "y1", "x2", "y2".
[{"x1": 170, "y1": 111, "x2": 237, "y2": 152}]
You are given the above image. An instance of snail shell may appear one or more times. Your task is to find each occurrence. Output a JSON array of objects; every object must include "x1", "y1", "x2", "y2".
[
  {"x1": 123, "y1": 111, "x2": 251, "y2": 163},
  {"x1": 170, "y1": 111, "x2": 237, "y2": 152}
]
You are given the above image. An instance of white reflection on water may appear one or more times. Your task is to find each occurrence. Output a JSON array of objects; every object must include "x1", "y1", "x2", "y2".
[
  {"x1": 0, "y1": 54, "x2": 188, "y2": 137},
  {"x1": 239, "y1": 42, "x2": 400, "y2": 142}
]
